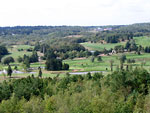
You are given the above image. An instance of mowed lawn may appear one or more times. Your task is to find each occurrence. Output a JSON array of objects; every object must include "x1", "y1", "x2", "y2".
[{"x1": 81, "y1": 42, "x2": 125, "y2": 51}]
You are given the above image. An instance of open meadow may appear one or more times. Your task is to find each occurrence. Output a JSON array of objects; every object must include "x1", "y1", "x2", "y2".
[
  {"x1": 134, "y1": 36, "x2": 150, "y2": 47},
  {"x1": 81, "y1": 41, "x2": 126, "y2": 51},
  {"x1": 6, "y1": 45, "x2": 34, "y2": 59}
]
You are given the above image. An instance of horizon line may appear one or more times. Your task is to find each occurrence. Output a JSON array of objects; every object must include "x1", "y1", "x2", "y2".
[{"x1": 0, "y1": 22, "x2": 149, "y2": 27}]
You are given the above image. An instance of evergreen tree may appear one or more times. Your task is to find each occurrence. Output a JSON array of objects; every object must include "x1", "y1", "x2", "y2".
[
  {"x1": 119, "y1": 55, "x2": 126, "y2": 70},
  {"x1": 7, "y1": 65, "x2": 12, "y2": 78},
  {"x1": 109, "y1": 60, "x2": 114, "y2": 72},
  {"x1": 62, "y1": 63, "x2": 69, "y2": 70},
  {"x1": 22, "y1": 57, "x2": 30, "y2": 71},
  {"x1": 125, "y1": 41, "x2": 130, "y2": 50},
  {"x1": 45, "y1": 59, "x2": 62, "y2": 71},
  {"x1": 38, "y1": 67, "x2": 42, "y2": 78},
  {"x1": 91, "y1": 57, "x2": 95, "y2": 63},
  {"x1": 30, "y1": 51, "x2": 38, "y2": 63},
  {"x1": 2, "y1": 56, "x2": 14, "y2": 65},
  {"x1": 14, "y1": 66, "x2": 17, "y2": 70},
  {"x1": 126, "y1": 65, "x2": 129, "y2": 71},
  {"x1": 93, "y1": 51, "x2": 100, "y2": 57},
  {"x1": 97, "y1": 56, "x2": 102, "y2": 62},
  {"x1": 17, "y1": 56, "x2": 23, "y2": 63}
]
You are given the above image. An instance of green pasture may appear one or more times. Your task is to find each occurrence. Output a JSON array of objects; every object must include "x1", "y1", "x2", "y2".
[
  {"x1": 4, "y1": 45, "x2": 34, "y2": 60},
  {"x1": 81, "y1": 36, "x2": 150, "y2": 51},
  {"x1": 15, "y1": 45, "x2": 34, "y2": 50},
  {"x1": 134, "y1": 36, "x2": 150, "y2": 47},
  {"x1": 81, "y1": 42, "x2": 125, "y2": 51}
]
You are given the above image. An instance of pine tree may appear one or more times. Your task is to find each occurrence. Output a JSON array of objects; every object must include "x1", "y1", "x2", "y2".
[
  {"x1": 91, "y1": 57, "x2": 95, "y2": 63},
  {"x1": 22, "y1": 57, "x2": 30, "y2": 71},
  {"x1": 38, "y1": 67, "x2": 42, "y2": 78},
  {"x1": 97, "y1": 56, "x2": 102, "y2": 62},
  {"x1": 109, "y1": 60, "x2": 114, "y2": 72},
  {"x1": 7, "y1": 65, "x2": 12, "y2": 78}
]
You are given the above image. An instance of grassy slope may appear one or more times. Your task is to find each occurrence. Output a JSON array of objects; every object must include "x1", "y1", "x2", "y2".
[
  {"x1": 134, "y1": 36, "x2": 150, "y2": 47},
  {"x1": 5, "y1": 45, "x2": 34, "y2": 59},
  {"x1": 81, "y1": 42, "x2": 125, "y2": 51},
  {"x1": 81, "y1": 36, "x2": 150, "y2": 51}
]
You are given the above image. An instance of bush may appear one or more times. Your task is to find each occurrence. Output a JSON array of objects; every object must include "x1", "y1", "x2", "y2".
[
  {"x1": 2, "y1": 56, "x2": 14, "y2": 65},
  {"x1": 62, "y1": 63, "x2": 69, "y2": 70},
  {"x1": 17, "y1": 56, "x2": 23, "y2": 63}
]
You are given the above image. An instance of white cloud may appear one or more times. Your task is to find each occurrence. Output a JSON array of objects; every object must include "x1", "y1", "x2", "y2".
[{"x1": 0, "y1": 0, "x2": 150, "y2": 26}]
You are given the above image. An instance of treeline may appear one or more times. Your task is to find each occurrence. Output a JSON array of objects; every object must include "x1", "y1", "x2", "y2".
[
  {"x1": 92, "y1": 32, "x2": 133, "y2": 43},
  {"x1": 86, "y1": 23, "x2": 150, "y2": 44},
  {"x1": 34, "y1": 42, "x2": 91, "y2": 60},
  {"x1": 0, "y1": 26, "x2": 88, "y2": 45},
  {"x1": 0, "y1": 26, "x2": 87, "y2": 36},
  {"x1": 1, "y1": 23, "x2": 150, "y2": 46},
  {"x1": 113, "y1": 40, "x2": 150, "y2": 54},
  {"x1": 1, "y1": 68, "x2": 150, "y2": 112}
]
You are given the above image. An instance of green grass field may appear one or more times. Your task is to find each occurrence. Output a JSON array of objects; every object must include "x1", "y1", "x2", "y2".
[
  {"x1": 64, "y1": 52, "x2": 150, "y2": 72},
  {"x1": 5, "y1": 45, "x2": 34, "y2": 59},
  {"x1": 81, "y1": 36, "x2": 150, "y2": 51},
  {"x1": 81, "y1": 42, "x2": 125, "y2": 51},
  {"x1": 14, "y1": 45, "x2": 34, "y2": 50},
  {"x1": 134, "y1": 36, "x2": 150, "y2": 47}
]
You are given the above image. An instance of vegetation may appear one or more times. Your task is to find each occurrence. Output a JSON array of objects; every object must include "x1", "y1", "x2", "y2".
[
  {"x1": 0, "y1": 69, "x2": 150, "y2": 112},
  {"x1": 2, "y1": 56, "x2": 14, "y2": 65},
  {"x1": 0, "y1": 46, "x2": 8, "y2": 61},
  {"x1": 1, "y1": 23, "x2": 150, "y2": 112},
  {"x1": 7, "y1": 65, "x2": 12, "y2": 77}
]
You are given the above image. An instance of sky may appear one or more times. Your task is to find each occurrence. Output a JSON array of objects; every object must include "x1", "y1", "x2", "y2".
[{"x1": 0, "y1": 0, "x2": 150, "y2": 26}]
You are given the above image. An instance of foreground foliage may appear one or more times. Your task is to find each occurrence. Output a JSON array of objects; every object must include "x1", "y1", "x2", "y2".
[{"x1": 0, "y1": 68, "x2": 150, "y2": 112}]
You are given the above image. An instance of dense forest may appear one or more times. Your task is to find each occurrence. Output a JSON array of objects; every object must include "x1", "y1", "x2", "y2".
[{"x1": 0, "y1": 68, "x2": 150, "y2": 112}]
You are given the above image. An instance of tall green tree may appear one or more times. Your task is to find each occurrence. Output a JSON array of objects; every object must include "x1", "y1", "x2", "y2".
[
  {"x1": 109, "y1": 59, "x2": 114, "y2": 72},
  {"x1": 38, "y1": 67, "x2": 42, "y2": 78},
  {"x1": 30, "y1": 51, "x2": 38, "y2": 63},
  {"x1": 7, "y1": 65, "x2": 12, "y2": 78},
  {"x1": 119, "y1": 55, "x2": 126, "y2": 70},
  {"x1": 97, "y1": 56, "x2": 102, "y2": 62},
  {"x1": 22, "y1": 57, "x2": 30, "y2": 71},
  {"x1": 2, "y1": 57, "x2": 14, "y2": 65},
  {"x1": 45, "y1": 59, "x2": 62, "y2": 71},
  {"x1": 91, "y1": 57, "x2": 95, "y2": 63}
]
